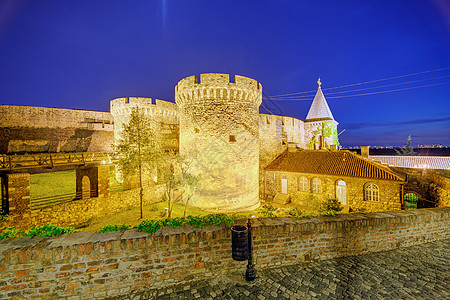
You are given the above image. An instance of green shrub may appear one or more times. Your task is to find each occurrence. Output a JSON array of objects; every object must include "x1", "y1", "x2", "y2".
[
  {"x1": 136, "y1": 219, "x2": 163, "y2": 233},
  {"x1": 101, "y1": 224, "x2": 131, "y2": 233},
  {"x1": 25, "y1": 224, "x2": 77, "y2": 238},
  {"x1": 0, "y1": 227, "x2": 24, "y2": 240},
  {"x1": 320, "y1": 198, "x2": 343, "y2": 213},
  {"x1": 259, "y1": 205, "x2": 279, "y2": 217},
  {"x1": 135, "y1": 213, "x2": 236, "y2": 234}
]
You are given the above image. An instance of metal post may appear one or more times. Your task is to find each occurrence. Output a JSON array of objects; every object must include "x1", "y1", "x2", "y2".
[{"x1": 245, "y1": 218, "x2": 256, "y2": 282}]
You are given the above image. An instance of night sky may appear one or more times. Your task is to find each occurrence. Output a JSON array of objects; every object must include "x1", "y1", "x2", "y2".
[{"x1": 0, "y1": 0, "x2": 449, "y2": 147}]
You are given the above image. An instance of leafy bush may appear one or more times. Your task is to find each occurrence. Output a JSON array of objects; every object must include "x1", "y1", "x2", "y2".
[
  {"x1": 320, "y1": 198, "x2": 343, "y2": 214},
  {"x1": 136, "y1": 219, "x2": 164, "y2": 233},
  {"x1": 259, "y1": 205, "x2": 279, "y2": 217},
  {"x1": 101, "y1": 224, "x2": 131, "y2": 233},
  {"x1": 135, "y1": 213, "x2": 236, "y2": 234},
  {"x1": 0, "y1": 227, "x2": 24, "y2": 240},
  {"x1": 25, "y1": 224, "x2": 77, "y2": 238}
]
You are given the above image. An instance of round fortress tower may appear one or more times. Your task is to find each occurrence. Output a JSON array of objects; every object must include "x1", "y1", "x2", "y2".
[{"x1": 175, "y1": 73, "x2": 262, "y2": 211}]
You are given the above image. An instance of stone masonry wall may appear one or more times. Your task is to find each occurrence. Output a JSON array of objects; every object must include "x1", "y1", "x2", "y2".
[
  {"x1": 394, "y1": 167, "x2": 450, "y2": 208},
  {"x1": 0, "y1": 105, "x2": 114, "y2": 154},
  {"x1": 0, "y1": 186, "x2": 165, "y2": 232},
  {"x1": 0, "y1": 208, "x2": 448, "y2": 299},
  {"x1": 265, "y1": 171, "x2": 403, "y2": 212}
]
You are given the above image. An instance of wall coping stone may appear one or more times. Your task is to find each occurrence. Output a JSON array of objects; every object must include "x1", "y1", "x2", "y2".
[
  {"x1": 48, "y1": 231, "x2": 94, "y2": 248},
  {"x1": 0, "y1": 207, "x2": 448, "y2": 252}
]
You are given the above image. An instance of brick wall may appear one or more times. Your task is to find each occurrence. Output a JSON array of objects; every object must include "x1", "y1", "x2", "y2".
[{"x1": 0, "y1": 207, "x2": 448, "y2": 299}]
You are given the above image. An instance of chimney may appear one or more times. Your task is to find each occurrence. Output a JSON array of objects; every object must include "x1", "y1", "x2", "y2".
[
  {"x1": 361, "y1": 146, "x2": 370, "y2": 158},
  {"x1": 330, "y1": 145, "x2": 337, "y2": 151}
]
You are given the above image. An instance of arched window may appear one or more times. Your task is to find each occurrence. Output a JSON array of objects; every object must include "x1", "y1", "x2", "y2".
[
  {"x1": 298, "y1": 177, "x2": 308, "y2": 192},
  {"x1": 281, "y1": 174, "x2": 287, "y2": 194},
  {"x1": 404, "y1": 193, "x2": 418, "y2": 204},
  {"x1": 336, "y1": 180, "x2": 347, "y2": 205},
  {"x1": 312, "y1": 178, "x2": 322, "y2": 193},
  {"x1": 364, "y1": 183, "x2": 379, "y2": 201}
]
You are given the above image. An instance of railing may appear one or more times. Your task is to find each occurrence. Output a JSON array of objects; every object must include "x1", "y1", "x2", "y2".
[
  {"x1": 30, "y1": 190, "x2": 99, "y2": 210},
  {"x1": 0, "y1": 152, "x2": 117, "y2": 172}
]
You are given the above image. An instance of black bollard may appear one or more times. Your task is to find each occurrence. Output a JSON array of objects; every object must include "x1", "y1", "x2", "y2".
[{"x1": 245, "y1": 218, "x2": 256, "y2": 283}]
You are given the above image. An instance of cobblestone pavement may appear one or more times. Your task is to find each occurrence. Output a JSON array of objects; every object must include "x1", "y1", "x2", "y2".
[{"x1": 119, "y1": 239, "x2": 449, "y2": 300}]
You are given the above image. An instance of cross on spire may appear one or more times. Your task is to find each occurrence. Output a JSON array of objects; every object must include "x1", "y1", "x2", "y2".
[{"x1": 317, "y1": 78, "x2": 322, "y2": 89}]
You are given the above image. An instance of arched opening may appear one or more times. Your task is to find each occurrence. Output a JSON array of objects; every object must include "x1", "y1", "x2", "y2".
[
  {"x1": 81, "y1": 176, "x2": 91, "y2": 199},
  {"x1": 404, "y1": 193, "x2": 418, "y2": 203},
  {"x1": 281, "y1": 174, "x2": 287, "y2": 194},
  {"x1": 336, "y1": 180, "x2": 347, "y2": 205}
]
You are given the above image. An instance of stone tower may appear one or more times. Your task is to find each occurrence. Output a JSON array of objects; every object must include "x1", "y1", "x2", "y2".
[
  {"x1": 175, "y1": 73, "x2": 262, "y2": 211},
  {"x1": 304, "y1": 79, "x2": 339, "y2": 149}
]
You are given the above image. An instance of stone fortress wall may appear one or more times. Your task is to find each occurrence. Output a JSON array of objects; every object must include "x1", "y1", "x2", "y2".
[
  {"x1": 110, "y1": 97, "x2": 179, "y2": 152},
  {"x1": 258, "y1": 114, "x2": 306, "y2": 197},
  {"x1": 175, "y1": 73, "x2": 262, "y2": 211},
  {"x1": 0, "y1": 105, "x2": 114, "y2": 153}
]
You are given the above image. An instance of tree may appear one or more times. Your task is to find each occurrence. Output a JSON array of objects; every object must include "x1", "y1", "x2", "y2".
[
  {"x1": 115, "y1": 107, "x2": 159, "y2": 219},
  {"x1": 157, "y1": 155, "x2": 201, "y2": 218},
  {"x1": 179, "y1": 160, "x2": 202, "y2": 217},
  {"x1": 395, "y1": 135, "x2": 417, "y2": 156}
]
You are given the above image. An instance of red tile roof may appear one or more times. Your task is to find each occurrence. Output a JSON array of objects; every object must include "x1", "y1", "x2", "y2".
[{"x1": 265, "y1": 150, "x2": 406, "y2": 182}]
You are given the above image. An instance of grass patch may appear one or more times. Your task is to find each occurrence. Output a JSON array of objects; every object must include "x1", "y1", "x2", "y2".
[
  {"x1": 80, "y1": 201, "x2": 213, "y2": 232},
  {"x1": 30, "y1": 170, "x2": 75, "y2": 199}
]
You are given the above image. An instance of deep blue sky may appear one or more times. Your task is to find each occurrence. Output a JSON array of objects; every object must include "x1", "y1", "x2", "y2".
[{"x1": 0, "y1": 0, "x2": 449, "y2": 147}]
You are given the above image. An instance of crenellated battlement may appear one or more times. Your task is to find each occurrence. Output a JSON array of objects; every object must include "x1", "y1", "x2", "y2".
[
  {"x1": 110, "y1": 97, "x2": 178, "y2": 122},
  {"x1": 175, "y1": 73, "x2": 262, "y2": 106}
]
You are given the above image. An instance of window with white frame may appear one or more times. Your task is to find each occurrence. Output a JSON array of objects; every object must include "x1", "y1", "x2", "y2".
[
  {"x1": 364, "y1": 183, "x2": 379, "y2": 201},
  {"x1": 312, "y1": 178, "x2": 322, "y2": 193},
  {"x1": 298, "y1": 177, "x2": 308, "y2": 191}
]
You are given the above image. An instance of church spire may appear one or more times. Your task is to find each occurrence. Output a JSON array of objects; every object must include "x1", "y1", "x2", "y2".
[{"x1": 305, "y1": 78, "x2": 335, "y2": 122}]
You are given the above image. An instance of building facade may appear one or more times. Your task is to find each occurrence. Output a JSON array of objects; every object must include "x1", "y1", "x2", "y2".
[{"x1": 264, "y1": 149, "x2": 407, "y2": 212}]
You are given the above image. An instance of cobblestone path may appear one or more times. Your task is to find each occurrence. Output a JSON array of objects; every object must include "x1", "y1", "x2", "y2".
[{"x1": 117, "y1": 239, "x2": 449, "y2": 299}]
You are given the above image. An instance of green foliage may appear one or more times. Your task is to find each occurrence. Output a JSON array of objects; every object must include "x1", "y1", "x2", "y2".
[
  {"x1": 135, "y1": 213, "x2": 236, "y2": 234},
  {"x1": 101, "y1": 224, "x2": 131, "y2": 233},
  {"x1": 259, "y1": 205, "x2": 279, "y2": 218},
  {"x1": 135, "y1": 219, "x2": 163, "y2": 233},
  {"x1": 404, "y1": 193, "x2": 418, "y2": 204},
  {"x1": 395, "y1": 135, "x2": 417, "y2": 156},
  {"x1": 0, "y1": 227, "x2": 24, "y2": 240},
  {"x1": 285, "y1": 207, "x2": 303, "y2": 218},
  {"x1": 25, "y1": 224, "x2": 77, "y2": 238},
  {"x1": 332, "y1": 126, "x2": 341, "y2": 149},
  {"x1": 320, "y1": 198, "x2": 344, "y2": 214}
]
